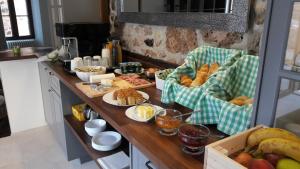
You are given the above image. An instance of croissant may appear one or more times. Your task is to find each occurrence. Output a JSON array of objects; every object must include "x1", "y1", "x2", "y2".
[
  {"x1": 198, "y1": 64, "x2": 209, "y2": 73},
  {"x1": 230, "y1": 96, "x2": 253, "y2": 106},
  {"x1": 208, "y1": 63, "x2": 219, "y2": 77},
  {"x1": 190, "y1": 72, "x2": 208, "y2": 87},
  {"x1": 180, "y1": 75, "x2": 193, "y2": 87}
]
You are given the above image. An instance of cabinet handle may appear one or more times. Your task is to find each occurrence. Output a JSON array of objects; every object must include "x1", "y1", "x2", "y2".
[
  {"x1": 49, "y1": 72, "x2": 53, "y2": 76},
  {"x1": 44, "y1": 67, "x2": 48, "y2": 71},
  {"x1": 48, "y1": 89, "x2": 52, "y2": 92},
  {"x1": 145, "y1": 161, "x2": 154, "y2": 169}
]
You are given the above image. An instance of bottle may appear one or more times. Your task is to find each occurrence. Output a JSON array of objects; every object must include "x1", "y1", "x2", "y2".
[
  {"x1": 101, "y1": 46, "x2": 111, "y2": 68},
  {"x1": 112, "y1": 40, "x2": 118, "y2": 67},
  {"x1": 116, "y1": 40, "x2": 123, "y2": 64}
]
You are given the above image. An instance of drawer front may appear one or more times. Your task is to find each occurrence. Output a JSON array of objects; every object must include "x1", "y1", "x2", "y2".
[
  {"x1": 131, "y1": 145, "x2": 157, "y2": 169},
  {"x1": 49, "y1": 72, "x2": 61, "y2": 95}
]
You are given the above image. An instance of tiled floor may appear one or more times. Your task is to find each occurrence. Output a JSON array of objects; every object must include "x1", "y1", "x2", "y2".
[{"x1": 0, "y1": 126, "x2": 98, "y2": 169}]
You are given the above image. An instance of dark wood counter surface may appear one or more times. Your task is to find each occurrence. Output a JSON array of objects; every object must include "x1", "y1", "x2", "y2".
[
  {"x1": 43, "y1": 61, "x2": 224, "y2": 169},
  {"x1": 0, "y1": 47, "x2": 52, "y2": 61}
]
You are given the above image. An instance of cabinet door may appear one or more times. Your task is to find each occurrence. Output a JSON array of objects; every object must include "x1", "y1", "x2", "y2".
[
  {"x1": 38, "y1": 64, "x2": 53, "y2": 125},
  {"x1": 50, "y1": 88, "x2": 66, "y2": 152},
  {"x1": 131, "y1": 145, "x2": 157, "y2": 169}
]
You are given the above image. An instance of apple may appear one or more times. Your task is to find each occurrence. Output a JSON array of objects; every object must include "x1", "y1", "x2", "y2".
[
  {"x1": 263, "y1": 153, "x2": 284, "y2": 167},
  {"x1": 248, "y1": 159, "x2": 275, "y2": 169},
  {"x1": 234, "y1": 152, "x2": 253, "y2": 167}
]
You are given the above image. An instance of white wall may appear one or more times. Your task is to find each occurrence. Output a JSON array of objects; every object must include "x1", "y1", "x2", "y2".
[{"x1": 0, "y1": 59, "x2": 46, "y2": 133}]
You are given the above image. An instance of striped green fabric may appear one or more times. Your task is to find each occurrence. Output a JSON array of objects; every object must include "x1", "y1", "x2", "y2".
[
  {"x1": 190, "y1": 55, "x2": 259, "y2": 135},
  {"x1": 161, "y1": 46, "x2": 243, "y2": 110}
]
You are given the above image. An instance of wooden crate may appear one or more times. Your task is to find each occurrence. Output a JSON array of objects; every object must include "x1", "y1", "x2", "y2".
[{"x1": 204, "y1": 125, "x2": 265, "y2": 169}]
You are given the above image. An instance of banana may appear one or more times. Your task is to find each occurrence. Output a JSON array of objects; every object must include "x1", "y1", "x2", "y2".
[
  {"x1": 257, "y1": 138, "x2": 300, "y2": 162},
  {"x1": 247, "y1": 128, "x2": 300, "y2": 148}
]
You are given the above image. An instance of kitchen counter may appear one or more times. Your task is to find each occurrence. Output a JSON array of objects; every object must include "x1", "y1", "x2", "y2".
[
  {"x1": 42, "y1": 61, "x2": 224, "y2": 169},
  {"x1": 0, "y1": 47, "x2": 52, "y2": 61}
]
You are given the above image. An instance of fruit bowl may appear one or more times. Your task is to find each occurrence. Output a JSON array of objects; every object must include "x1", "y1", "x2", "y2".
[
  {"x1": 178, "y1": 123, "x2": 210, "y2": 155},
  {"x1": 155, "y1": 109, "x2": 182, "y2": 136}
]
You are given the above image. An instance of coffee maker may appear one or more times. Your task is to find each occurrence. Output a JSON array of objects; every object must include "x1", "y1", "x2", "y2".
[{"x1": 59, "y1": 37, "x2": 79, "y2": 73}]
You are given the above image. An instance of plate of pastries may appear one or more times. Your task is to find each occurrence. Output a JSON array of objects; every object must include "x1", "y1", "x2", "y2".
[
  {"x1": 180, "y1": 63, "x2": 219, "y2": 87},
  {"x1": 103, "y1": 88, "x2": 149, "y2": 106}
]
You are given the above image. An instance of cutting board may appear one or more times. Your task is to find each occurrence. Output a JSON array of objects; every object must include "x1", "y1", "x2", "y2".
[{"x1": 76, "y1": 78, "x2": 155, "y2": 98}]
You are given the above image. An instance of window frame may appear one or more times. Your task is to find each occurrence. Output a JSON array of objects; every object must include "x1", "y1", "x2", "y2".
[{"x1": 2, "y1": 0, "x2": 35, "y2": 40}]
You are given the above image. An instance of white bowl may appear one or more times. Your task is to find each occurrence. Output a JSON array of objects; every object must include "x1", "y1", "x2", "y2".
[
  {"x1": 92, "y1": 131, "x2": 121, "y2": 151},
  {"x1": 84, "y1": 119, "x2": 106, "y2": 137},
  {"x1": 75, "y1": 66, "x2": 106, "y2": 82}
]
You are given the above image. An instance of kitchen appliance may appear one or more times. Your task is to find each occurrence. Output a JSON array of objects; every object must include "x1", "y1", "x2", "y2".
[
  {"x1": 55, "y1": 22, "x2": 110, "y2": 57},
  {"x1": 59, "y1": 37, "x2": 79, "y2": 73}
]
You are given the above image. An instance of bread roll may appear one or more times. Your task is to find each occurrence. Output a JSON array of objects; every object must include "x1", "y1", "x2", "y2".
[
  {"x1": 180, "y1": 75, "x2": 193, "y2": 87},
  {"x1": 230, "y1": 96, "x2": 252, "y2": 106},
  {"x1": 208, "y1": 63, "x2": 219, "y2": 77}
]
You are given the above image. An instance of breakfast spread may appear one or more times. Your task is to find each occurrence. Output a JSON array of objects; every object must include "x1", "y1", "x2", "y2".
[
  {"x1": 232, "y1": 127, "x2": 300, "y2": 169},
  {"x1": 180, "y1": 63, "x2": 219, "y2": 87},
  {"x1": 113, "y1": 88, "x2": 144, "y2": 106}
]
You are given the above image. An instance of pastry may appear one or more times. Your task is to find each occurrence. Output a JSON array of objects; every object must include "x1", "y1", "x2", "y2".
[
  {"x1": 180, "y1": 75, "x2": 193, "y2": 87},
  {"x1": 198, "y1": 64, "x2": 209, "y2": 73},
  {"x1": 190, "y1": 64, "x2": 209, "y2": 87},
  {"x1": 230, "y1": 96, "x2": 253, "y2": 106},
  {"x1": 208, "y1": 63, "x2": 219, "y2": 77},
  {"x1": 113, "y1": 88, "x2": 144, "y2": 105}
]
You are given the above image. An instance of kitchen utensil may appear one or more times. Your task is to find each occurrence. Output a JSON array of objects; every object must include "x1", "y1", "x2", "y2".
[
  {"x1": 125, "y1": 104, "x2": 163, "y2": 122},
  {"x1": 75, "y1": 66, "x2": 106, "y2": 82},
  {"x1": 102, "y1": 91, "x2": 149, "y2": 107},
  {"x1": 173, "y1": 112, "x2": 193, "y2": 118},
  {"x1": 83, "y1": 106, "x2": 99, "y2": 120},
  {"x1": 92, "y1": 131, "x2": 122, "y2": 151},
  {"x1": 155, "y1": 109, "x2": 182, "y2": 136},
  {"x1": 84, "y1": 119, "x2": 106, "y2": 137},
  {"x1": 178, "y1": 123, "x2": 210, "y2": 155}
]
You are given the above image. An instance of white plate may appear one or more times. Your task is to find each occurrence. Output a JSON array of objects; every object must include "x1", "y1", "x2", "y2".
[
  {"x1": 92, "y1": 131, "x2": 121, "y2": 151},
  {"x1": 102, "y1": 91, "x2": 149, "y2": 107},
  {"x1": 125, "y1": 105, "x2": 163, "y2": 122},
  {"x1": 114, "y1": 68, "x2": 144, "y2": 75}
]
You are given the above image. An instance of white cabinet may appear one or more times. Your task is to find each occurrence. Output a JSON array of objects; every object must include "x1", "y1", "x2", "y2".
[
  {"x1": 38, "y1": 63, "x2": 66, "y2": 153},
  {"x1": 130, "y1": 144, "x2": 157, "y2": 169}
]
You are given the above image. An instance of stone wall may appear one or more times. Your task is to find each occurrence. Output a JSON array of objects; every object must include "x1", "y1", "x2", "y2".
[{"x1": 109, "y1": 0, "x2": 267, "y2": 64}]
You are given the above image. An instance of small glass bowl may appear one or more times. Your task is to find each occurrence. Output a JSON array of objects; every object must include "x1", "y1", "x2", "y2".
[
  {"x1": 178, "y1": 123, "x2": 210, "y2": 155},
  {"x1": 155, "y1": 109, "x2": 182, "y2": 136}
]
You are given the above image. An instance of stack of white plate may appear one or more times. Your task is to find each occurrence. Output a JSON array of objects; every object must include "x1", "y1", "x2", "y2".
[{"x1": 92, "y1": 131, "x2": 122, "y2": 151}]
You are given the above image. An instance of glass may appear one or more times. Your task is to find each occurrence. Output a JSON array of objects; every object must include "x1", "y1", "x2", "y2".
[
  {"x1": 155, "y1": 109, "x2": 182, "y2": 136},
  {"x1": 178, "y1": 123, "x2": 210, "y2": 155},
  {"x1": 16, "y1": 16, "x2": 30, "y2": 36},
  {"x1": 274, "y1": 78, "x2": 300, "y2": 137},
  {"x1": 0, "y1": 0, "x2": 9, "y2": 15},
  {"x1": 122, "y1": 0, "x2": 230, "y2": 13},
  {"x1": 284, "y1": 3, "x2": 300, "y2": 71},
  {"x1": 2, "y1": 16, "x2": 12, "y2": 37},
  {"x1": 83, "y1": 56, "x2": 92, "y2": 66},
  {"x1": 13, "y1": 0, "x2": 28, "y2": 15},
  {"x1": 92, "y1": 59, "x2": 100, "y2": 66}
]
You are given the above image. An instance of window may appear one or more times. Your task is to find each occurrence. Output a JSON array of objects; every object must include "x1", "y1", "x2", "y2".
[{"x1": 0, "y1": 0, "x2": 34, "y2": 40}]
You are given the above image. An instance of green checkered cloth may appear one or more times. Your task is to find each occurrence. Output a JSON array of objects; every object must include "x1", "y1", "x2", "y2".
[
  {"x1": 161, "y1": 46, "x2": 243, "y2": 110},
  {"x1": 190, "y1": 55, "x2": 259, "y2": 135}
]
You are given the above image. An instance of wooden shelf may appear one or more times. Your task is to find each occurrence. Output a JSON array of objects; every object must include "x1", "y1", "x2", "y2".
[{"x1": 64, "y1": 114, "x2": 129, "y2": 168}]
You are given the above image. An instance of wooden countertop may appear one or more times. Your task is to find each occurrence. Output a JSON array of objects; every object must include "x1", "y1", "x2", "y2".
[
  {"x1": 0, "y1": 47, "x2": 52, "y2": 61},
  {"x1": 43, "y1": 61, "x2": 224, "y2": 169}
]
